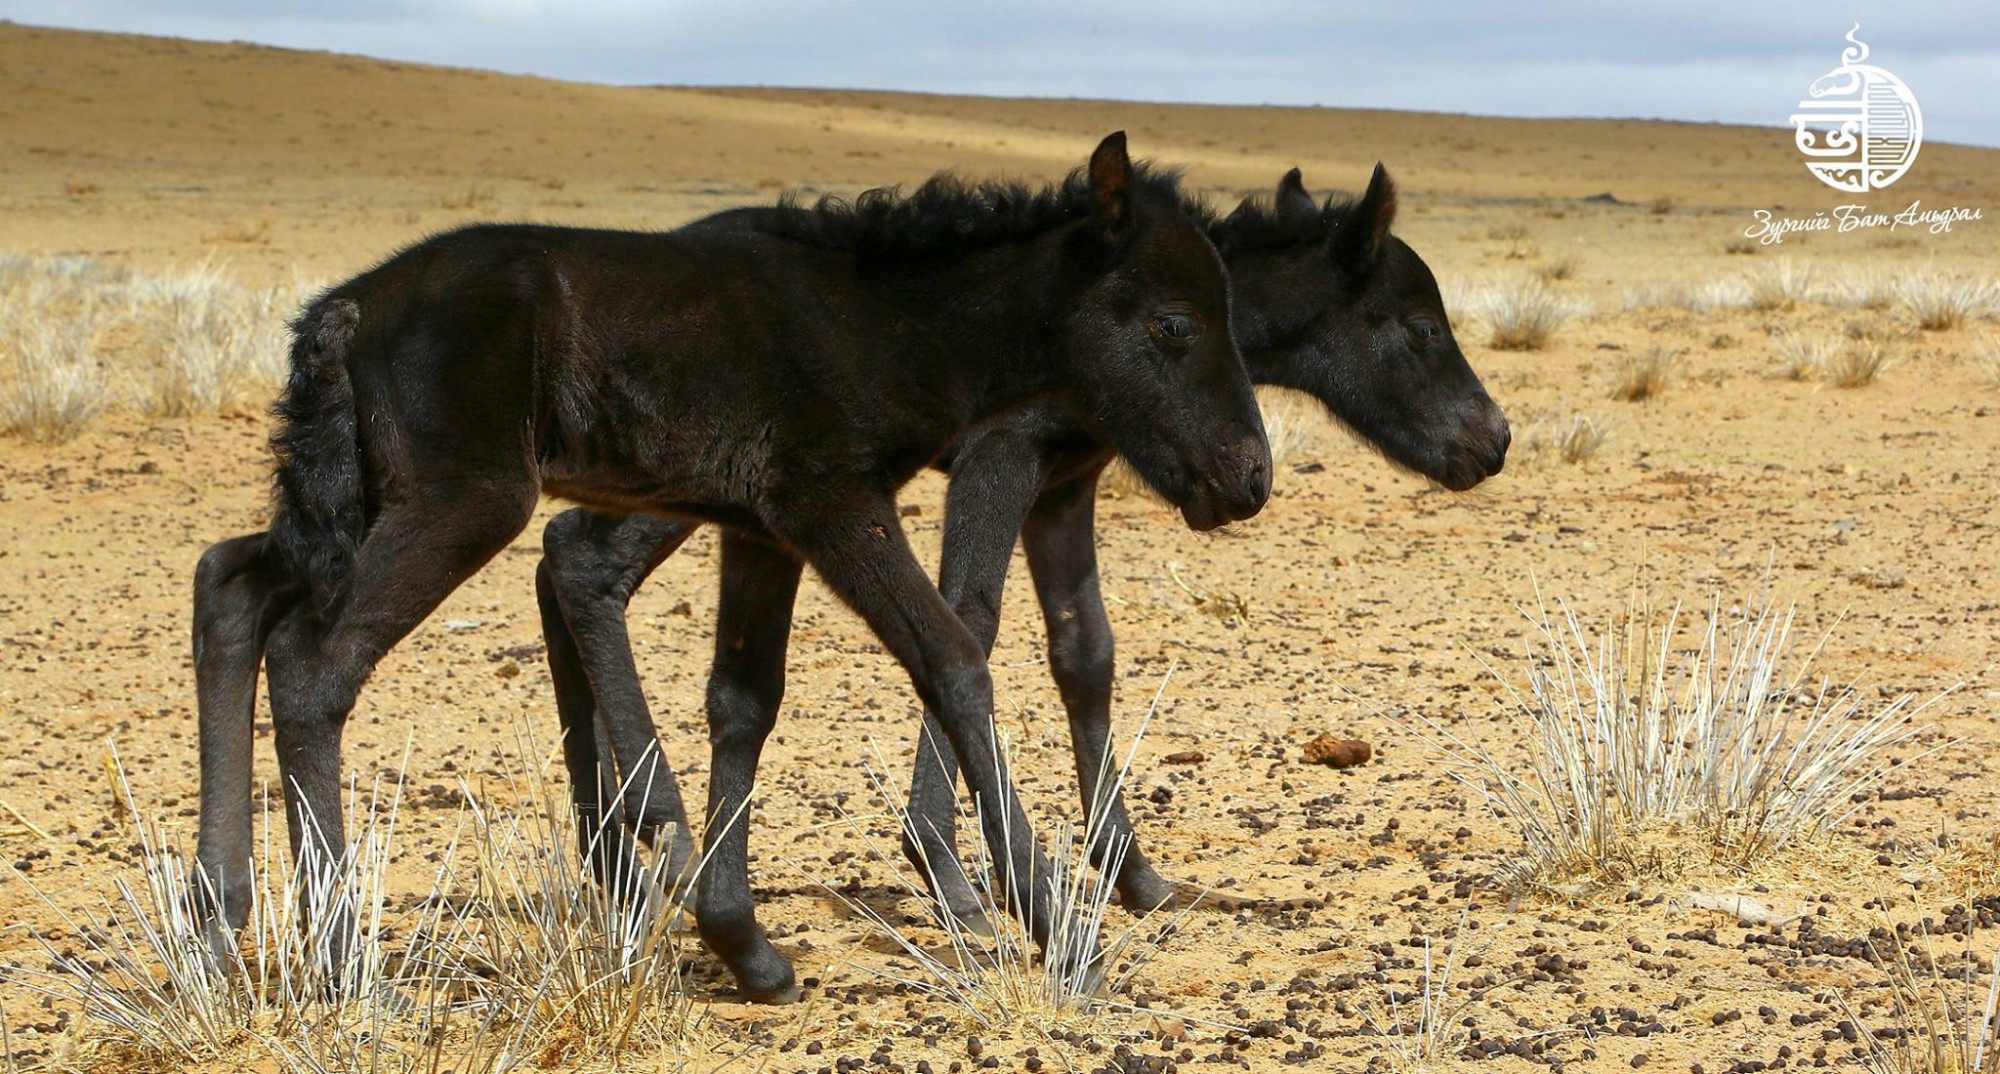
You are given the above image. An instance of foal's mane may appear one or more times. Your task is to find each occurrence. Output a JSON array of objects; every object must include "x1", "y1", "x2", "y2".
[
  {"x1": 1210, "y1": 189, "x2": 1366, "y2": 256},
  {"x1": 760, "y1": 162, "x2": 1202, "y2": 257}
]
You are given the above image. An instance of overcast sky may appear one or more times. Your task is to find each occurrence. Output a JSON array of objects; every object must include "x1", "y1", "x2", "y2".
[{"x1": 8, "y1": 1, "x2": 1998, "y2": 148}]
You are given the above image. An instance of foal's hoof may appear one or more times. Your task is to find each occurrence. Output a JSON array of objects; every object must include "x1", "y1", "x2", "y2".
[
  {"x1": 1119, "y1": 875, "x2": 1248, "y2": 916},
  {"x1": 730, "y1": 950, "x2": 802, "y2": 1005},
  {"x1": 740, "y1": 980, "x2": 805, "y2": 1005},
  {"x1": 935, "y1": 897, "x2": 996, "y2": 940}
]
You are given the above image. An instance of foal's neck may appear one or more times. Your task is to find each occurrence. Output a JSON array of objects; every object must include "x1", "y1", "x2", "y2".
[{"x1": 888, "y1": 229, "x2": 1084, "y2": 417}]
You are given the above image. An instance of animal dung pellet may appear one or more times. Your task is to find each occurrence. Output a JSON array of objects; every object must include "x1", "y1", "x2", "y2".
[
  {"x1": 1163, "y1": 750, "x2": 1206, "y2": 765},
  {"x1": 1301, "y1": 734, "x2": 1371, "y2": 768}
]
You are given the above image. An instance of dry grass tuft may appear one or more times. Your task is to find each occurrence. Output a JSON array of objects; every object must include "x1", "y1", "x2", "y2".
[
  {"x1": 0, "y1": 253, "x2": 310, "y2": 439},
  {"x1": 1417, "y1": 593, "x2": 1940, "y2": 895},
  {"x1": 0, "y1": 738, "x2": 712, "y2": 1073},
  {"x1": 1828, "y1": 338, "x2": 1896, "y2": 389},
  {"x1": 1517, "y1": 412, "x2": 1611, "y2": 467},
  {"x1": 1744, "y1": 259, "x2": 1818, "y2": 311},
  {"x1": 0, "y1": 255, "x2": 116, "y2": 441},
  {"x1": 1610, "y1": 344, "x2": 1677, "y2": 402},
  {"x1": 1773, "y1": 331, "x2": 1838, "y2": 381},
  {"x1": 1535, "y1": 254, "x2": 1579, "y2": 283},
  {"x1": 1973, "y1": 340, "x2": 2000, "y2": 390},
  {"x1": 1894, "y1": 270, "x2": 2000, "y2": 331},
  {"x1": 1480, "y1": 277, "x2": 1573, "y2": 351}
]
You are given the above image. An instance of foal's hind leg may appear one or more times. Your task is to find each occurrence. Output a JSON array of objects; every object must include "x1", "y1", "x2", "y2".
[
  {"x1": 1021, "y1": 471, "x2": 1186, "y2": 914},
  {"x1": 693, "y1": 532, "x2": 802, "y2": 1003},
  {"x1": 193, "y1": 532, "x2": 293, "y2": 964},
  {"x1": 263, "y1": 486, "x2": 535, "y2": 981},
  {"x1": 539, "y1": 509, "x2": 702, "y2": 904}
]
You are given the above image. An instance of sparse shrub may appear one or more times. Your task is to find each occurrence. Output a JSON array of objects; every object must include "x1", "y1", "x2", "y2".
[
  {"x1": 438, "y1": 184, "x2": 497, "y2": 211},
  {"x1": 1648, "y1": 195, "x2": 1676, "y2": 215},
  {"x1": 1610, "y1": 344, "x2": 1677, "y2": 401},
  {"x1": 1744, "y1": 259, "x2": 1817, "y2": 311},
  {"x1": 1722, "y1": 239, "x2": 1759, "y2": 255},
  {"x1": 1621, "y1": 280, "x2": 1748, "y2": 313},
  {"x1": 1536, "y1": 254, "x2": 1579, "y2": 282},
  {"x1": 1829, "y1": 338, "x2": 1895, "y2": 388},
  {"x1": 1894, "y1": 270, "x2": 2000, "y2": 331},
  {"x1": 1482, "y1": 277, "x2": 1572, "y2": 351},
  {"x1": 1420, "y1": 595, "x2": 1936, "y2": 893},
  {"x1": 1834, "y1": 267, "x2": 1896, "y2": 311},
  {"x1": 1974, "y1": 340, "x2": 2000, "y2": 389}
]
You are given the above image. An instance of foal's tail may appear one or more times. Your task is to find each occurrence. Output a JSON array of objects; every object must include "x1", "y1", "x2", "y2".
[{"x1": 268, "y1": 295, "x2": 366, "y2": 612}]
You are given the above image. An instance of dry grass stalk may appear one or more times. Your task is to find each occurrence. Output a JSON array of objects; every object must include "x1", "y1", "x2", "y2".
[
  {"x1": 1842, "y1": 932, "x2": 2000, "y2": 1074},
  {"x1": 822, "y1": 670, "x2": 1192, "y2": 1037},
  {"x1": 1416, "y1": 592, "x2": 1940, "y2": 894},
  {"x1": 1360, "y1": 911, "x2": 1484, "y2": 1071},
  {"x1": 1611, "y1": 345, "x2": 1677, "y2": 402},
  {"x1": 1894, "y1": 270, "x2": 2000, "y2": 331}
]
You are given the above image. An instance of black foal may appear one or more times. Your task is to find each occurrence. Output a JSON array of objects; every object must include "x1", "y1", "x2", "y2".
[{"x1": 190, "y1": 133, "x2": 1271, "y2": 1003}]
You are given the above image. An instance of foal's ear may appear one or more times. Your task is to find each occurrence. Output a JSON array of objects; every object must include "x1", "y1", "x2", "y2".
[
  {"x1": 1332, "y1": 162, "x2": 1397, "y2": 273},
  {"x1": 1088, "y1": 131, "x2": 1133, "y2": 235},
  {"x1": 1275, "y1": 167, "x2": 1315, "y2": 216}
]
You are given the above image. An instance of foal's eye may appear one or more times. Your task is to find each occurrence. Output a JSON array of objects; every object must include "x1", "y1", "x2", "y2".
[
  {"x1": 1408, "y1": 319, "x2": 1440, "y2": 347},
  {"x1": 1150, "y1": 311, "x2": 1200, "y2": 346}
]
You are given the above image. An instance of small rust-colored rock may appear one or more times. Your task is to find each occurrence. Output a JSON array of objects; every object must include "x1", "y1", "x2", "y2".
[
  {"x1": 1302, "y1": 734, "x2": 1371, "y2": 768},
  {"x1": 1163, "y1": 750, "x2": 1206, "y2": 765}
]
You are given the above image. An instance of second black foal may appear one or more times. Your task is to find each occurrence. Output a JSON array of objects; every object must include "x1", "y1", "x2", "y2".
[{"x1": 536, "y1": 165, "x2": 1509, "y2": 934}]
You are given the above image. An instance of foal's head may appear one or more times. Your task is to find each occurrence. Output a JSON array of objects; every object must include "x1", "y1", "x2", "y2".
[
  {"x1": 1216, "y1": 165, "x2": 1509, "y2": 491},
  {"x1": 1060, "y1": 133, "x2": 1270, "y2": 531}
]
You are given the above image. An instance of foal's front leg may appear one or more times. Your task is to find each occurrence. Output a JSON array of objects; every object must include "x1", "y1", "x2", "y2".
[
  {"x1": 693, "y1": 532, "x2": 803, "y2": 1003},
  {"x1": 902, "y1": 431, "x2": 1052, "y2": 934},
  {"x1": 1021, "y1": 470, "x2": 1188, "y2": 914},
  {"x1": 782, "y1": 502, "x2": 1070, "y2": 976}
]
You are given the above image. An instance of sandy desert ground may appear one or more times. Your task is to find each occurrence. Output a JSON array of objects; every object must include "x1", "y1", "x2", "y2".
[{"x1": 2, "y1": 21, "x2": 1999, "y2": 1074}]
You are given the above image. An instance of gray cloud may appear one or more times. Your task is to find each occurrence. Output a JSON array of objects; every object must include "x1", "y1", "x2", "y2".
[{"x1": 7, "y1": 0, "x2": 1996, "y2": 146}]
